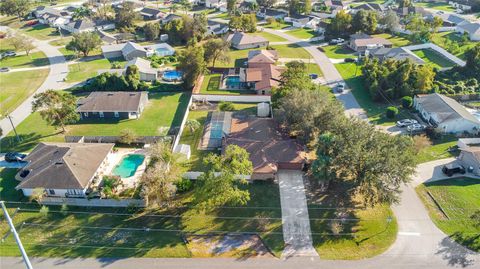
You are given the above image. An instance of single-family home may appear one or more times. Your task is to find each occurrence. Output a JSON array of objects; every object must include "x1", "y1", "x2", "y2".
[
  {"x1": 207, "y1": 20, "x2": 229, "y2": 35},
  {"x1": 125, "y1": 58, "x2": 158, "y2": 81},
  {"x1": 247, "y1": 49, "x2": 278, "y2": 66},
  {"x1": 76, "y1": 91, "x2": 149, "y2": 120},
  {"x1": 226, "y1": 32, "x2": 269, "y2": 50},
  {"x1": 449, "y1": 0, "x2": 473, "y2": 11},
  {"x1": 206, "y1": 0, "x2": 227, "y2": 11},
  {"x1": 161, "y1": 13, "x2": 182, "y2": 24},
  {"x1": 285, "y1": 14, "x2": 310, "y2": 28},
  {"x1": 139, "y1": 7, "x2": 165, "y2": 20},
  {"x1": 33, "y1": 6, "x2": 71, "y2": 26},
  {"x1": 238, "y1": 49, "x2": 283, "y2": 95},
  {"x1": 458, "y1": 145, "x2": 480, "y2": 175},
  {"x1": 413, "y1": 93, "x2": 480, "y2": 134},
  {"x1": 15, "y1": 142, "x2": 115, "y2": 198},
  {"x1": 324, "y1": 0, "x2": 349, "y2": 13},
  {"x1": 348, "y1": 33, "x2": 393, "y2": 52},
  {"x1": 113, "y1": 0, "x2": 144, "y2": 12},
  {"x1": 257, "y1": 8, "x2": 288, "y2": 20},
  {"x1": 352, "y1": 3, "x2": 385, "y2": 13},
  {"x1": 224, "y1": 116, "x2": 305, "y2": 180},
  {"x1": 101, "y1": 41, "x2": 147, "y2": 60},
  {"x1": 368, "y1": 47, "x2": 425, "y2": 64},
  {"x1": 435, "y1": 13, "x2": 468, "y2": 26},
  {"x1": 60, "y1": 19, "x2": 115, "y2": 34},
  {"x1": 457, "y1": 22, "x2": 480, "y2": 41},
  {"x1": 396, "y1": 6, "x2": 431, "y2": 17}
]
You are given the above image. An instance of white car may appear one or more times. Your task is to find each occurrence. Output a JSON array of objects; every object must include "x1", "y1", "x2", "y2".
[
  {"x1": 396, "y1": 119, "x2": 418, "y2": 128},
  {"x1": 2, "y1": 51, "x2": 16, "y2": 57},
  {"x1": 406, "y1": 123, "x2": 426, "y2": 133}
]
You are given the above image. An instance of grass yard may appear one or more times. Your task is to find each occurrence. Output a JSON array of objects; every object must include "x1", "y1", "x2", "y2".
[
  {"x1": 0, "y1": 92, "x2": 190, "y2": 152},
  {"x1": 255, "y1": 31, "x2": 288, "y2": 42},
  {"x1": 0, "y1": 51, "x2": 49, "y2": 69},
  {"x1": 48, "y1": 36, "x2": 73, "y2": 47},
  {"x1": 432, "y1": 32, "x2": 476, "y2": 60},
  {"x1": 67, "y1": 56, "x2": 124, "y2": 83},
  {"x1": 0, "y1": 69, "x2": 49, "y2": 117},
  {"x1": 305, "y1": 63, "x2": 323, "y2": 76},
  {"x1": 415, "y1": 1, "x2": 456, "y2": 12},
  {"x1": 416, "y1": 178, "x2": 480, "y2": 251},
  {"x1": 21, "y1": 24, "x2": 60, "y2": 40},
  {"x1": 263, "y1": 21, "x2": 290, "y2": 30},
  {"x1": 321, "y1": 45, "x2": 356, "y2": 59},
  {"x1": 0, "y1": 38, "x2": 15, "y2": 54},
  {"x1": 415, "y1": 135, "x2": 458, "y2": 163},
  {"x1": 373, "y1": 33, "x2": 413, "y2": 47},
  {"x1": 412, "y1": 48, "x2": 456, "y2": 69},
  {"x1": 270, "y1": 44, "x2": 311, "y2": 59},
  {"x1": 285, "y1": 28, "x2": 319, "y2": 40}
]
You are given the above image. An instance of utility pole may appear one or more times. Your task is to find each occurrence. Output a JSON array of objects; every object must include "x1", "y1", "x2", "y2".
[
  {"x1": 6, "y1": 114, "x2": 20, "y2": 142},
  {"x1": 0, "y1": 201, "x2": 33, "y2": 269}
]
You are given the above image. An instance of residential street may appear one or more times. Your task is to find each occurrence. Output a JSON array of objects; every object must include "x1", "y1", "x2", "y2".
[{"x1": 0, "y1": 27, "x2": 68, "y2": 138}]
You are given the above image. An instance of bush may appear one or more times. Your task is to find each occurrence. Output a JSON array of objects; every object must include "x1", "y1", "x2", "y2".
[
  {"x1": 175, "y1": 178, "x2": 193, "y2": 193},
  {"x1": 218, "y1": 101, "x2": 235, "y2": 111},
  {"x1": 111, "y1": 61, "x2": 122, "y2": 69},
  {"x1": 401, "y1": 96, "x2": 413, "y2": 109},
  {"x1": 386, "y1": 106, "x2": 398, "y2": 119}
]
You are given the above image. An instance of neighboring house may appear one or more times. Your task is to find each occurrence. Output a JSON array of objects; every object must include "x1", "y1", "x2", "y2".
[
  {"x1": 305, "y1": 16, "x2": 322, "y2": 31},
  {"x1": 60, "y1": 19, "x2": 115, "y2": 34},
  {"x1": 435, "y1": 13, "x2": 467, "y2": 26},
  {"x1": 413, "y1": 93, "x2": 480, "y2": 134},
  {"x1": 77, "y1": 91, "x2": 148, "y2": 120},
  {"x1": 256, "y1": 8, "x2": 288, "y2": 20},
  {"x1": 458, "y1": 146, "x2": 480, "y2": 175},
  {"x1": 324, "y1": 0, "x2": 349, "y2": 13},
  {"x1": 224, "y1": 116, "x2": 305, "y2": 180},
  {"x1": 113, "y1": 0, "x2": 144, "y2": 12},
  {"x1": 207, "y1": 20, "x2": 229, "y2": 35},
  {"x1": 206, "y1": 0, "x2": 226, "y2": 10},
  {"x1": 285, "y1": 14, "x2": 310, "y2": 28},
  {"x1": 97, "y1": 29, "x2": 118, "y2": 44},
  {"x1": 15, "y1": 142, "x2": 115, "y2": 198},
  {"x1": 139, "y1": 7, "x2": 165, "y2": 20},
  {"x1": 449, "y1": 0, "x2": 473, "y2": 11},
  {"x1": 101, "y1": 41, "x2": 147, "y2": 60},
  {"x1": 348, "y1": 33, "x2": 393, "y2": 52},
  {"x1": 125, "y1": 58, "x2": 158, "y2": 81},
  {"x1": 353, "y1": 3, "x2": 385, "y2": 13},
  {"x1": 456, "y1": 22, "x2": 480, "y2": 41},
  {"x1": 33, "y1": 6, "x2": 71, "y2": 26},
  {"x1": 368, "y1": 47, "x2": 425, "y2": 64},
  {"x1": 396, "y1": 6, "x2": 431, "y2": 17},
  {"x1": 161, "y1": 13, "x2": 182, "y2": 24},
  {"x1": 226, "y1": 32, "x2": 269, "y2": 50},
  {"x1": 238, "y1": 49, "x2": 283, "y2": 95}
]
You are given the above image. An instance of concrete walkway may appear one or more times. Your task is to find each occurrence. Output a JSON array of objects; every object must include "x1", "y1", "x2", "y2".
[
  {"x1": 277, "y1": 170, "x2": 318, "y2": 258},
  {"x1": 0, "y1": 27, "x2": 68, "y2": 138}
]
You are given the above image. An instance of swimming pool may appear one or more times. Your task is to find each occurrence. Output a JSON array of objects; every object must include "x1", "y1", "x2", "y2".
[
  {"x1": 210, "y1": 123, "x2": 224, "y2": 139},
  {"x1": 155, "y1": 47, "x2": 171, "y2": 56},
  {"x1": 163, "y1": 70, "x2": 183, "y2": 81},
  {"x1": 112, "y1": 154, "x2": 145, "y2": 178},
  {"x1": 225, "y1": 76, "x2": 241, "y2": 88}
]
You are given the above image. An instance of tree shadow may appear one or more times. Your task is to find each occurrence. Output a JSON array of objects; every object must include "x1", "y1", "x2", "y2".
[
  {"x1": 0, "y1": 132, "x2": 62, "y2": 153},
  {"x1": 0, "y1": 168, "x2": 24, "y2": 201},
  {"x1": 435, "y1": 235, "x2": 477, "y2": 268}
]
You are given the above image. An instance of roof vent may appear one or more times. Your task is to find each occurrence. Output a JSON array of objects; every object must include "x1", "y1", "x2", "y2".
[{"x1": 107, "y1": 93, "x2": 114, "y2": 96}]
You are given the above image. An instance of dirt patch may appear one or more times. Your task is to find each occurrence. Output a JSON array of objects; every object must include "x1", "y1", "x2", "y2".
[{"x1": 186, "y1": 234, "x2": 273, "y2": 258}]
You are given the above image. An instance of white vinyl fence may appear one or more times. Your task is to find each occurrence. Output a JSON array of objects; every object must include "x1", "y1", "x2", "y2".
[
  {"x1": 403, "y1": 43, "x2": 466, "y2": 67},
  {"x1": 41, "y1": 197, "x2": 145, "y2": 207}
]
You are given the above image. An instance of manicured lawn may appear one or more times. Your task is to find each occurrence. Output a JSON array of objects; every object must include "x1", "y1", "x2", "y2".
[
  {"x1": 373, "y1": 33, "x2": 413, "y2": 47},
  {"x1": 0, "y1": 69, "x2": 49, "y2": 117},
  {"x1": 218, "y1": 49, "x2": 251, "y2": 68},
  {"x1": 416, "y1": 178, "x2": 480, "y2": 251},
  {"x1": 432, "y1": 31, "x2": 476, "y2": 60},
  {"x1": 0, "y1": 51, "x2": 49, "y2": 69},
  {"x1": 263, "y1": 21, "x2": 290, "y2": 30},
  {"x1": 48, "y1": 36, "x2": 73, "y2": 47},
  {"x1": 21, "y1": 24, "x2": 60, "y2": 40},
  {"x1": 270, "y1": 44, "x2": 311, "y2": 59},
  {"x1": 67, "y1": 56, "x2": 125, "y2": 83},
  {"x1": 285, "y1": 28, "x2": 319, "y2": 40},
  {"x1": 255, "y1": 31, "x2": 288, "y2": 42},
  {"x1": 0, "y1": 38, "x2": 16, "y2": 54},
  {"x1": 321, "y1": 45, "x2": 356, "y2": 59},
  {"x1": 199, "y1": 74, "x2": 255, "y2": 95},
  {"x1": 0, "y1": 92, "x2": 190, "y2": 152},
  {"x1": 305, "y1": 63, "x2": 323, "y2": 76},
  {"x1": 415, "y1": 135, "x2": 458, "y2": 163},
  {"x1": 412, "y1": 48, "x2": 456, "y2": 69},
  {"x1": 415, "y1": 1, "x2": 456, "y2": 12}
]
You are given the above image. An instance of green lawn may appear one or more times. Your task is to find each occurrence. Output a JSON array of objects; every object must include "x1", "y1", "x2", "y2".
[
  {"x1": 218, "y1": 50, "x2": 251, "y2": 68},
  {"x1": 0, "y1": 92, "x2": 190, "y2": 152},
  {"x1": 415, "y1": 1, "x2": 456, "y2": 12},
  {"x1": 0, "y1": 69, "x2": 49, "y2": 117},
  {"x1": 21, "y1": 24, "x2": 60, "y2": 40},
  {"x1": 412, "y1": 48, "x2": 456, "y2": 69},
  {"x1": 263, "y1": 21, "x2": 290, "y2": 30},
  {"x1": 0, "y1": 38, "x2": 15, "y2": 54},
  {"x1": 415, "y1": 135, "x2": 458, "y2": 163},
  {"x1": 321, "y1": 45, "x2": 356, "y2": 59},
  {"x1": 255, "y1": 31, "x2": 288, "y2": 42},
  {"x1": 373, "y1": 33, "x2": 413, "y2": 47},
  {"x1": 285, "y1": 28, "x2": 319, "y2": 40},
  {"x1": 305, "y1": 63, "x2": 323, "y2": 76},
  {"x1": 416, "y1": 178, "x2": 480, "y2": 251},
  {"x1": 0, "y1": 51, "x2": 49, "y2": 69},
  {"x1": 270, "y1": 44, "x2": 311, "y2": 59},
  {"x1": 432, "y1": 32, "x2": 476, "y2": 60},
  {"x1": 67, "y1": 56, "x2": 125, "y2": 83},
  {"x1": 48, "y1": 36, "x2": 73, "y2": 47}
]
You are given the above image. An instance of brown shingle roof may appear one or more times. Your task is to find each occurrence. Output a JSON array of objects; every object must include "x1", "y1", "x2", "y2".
[
  {"x1": 77, "y1": 91, "x2": 147, "y2": 113},
  {"x1": 16, "y1": 143, "x2": 114, "y2": 190}
]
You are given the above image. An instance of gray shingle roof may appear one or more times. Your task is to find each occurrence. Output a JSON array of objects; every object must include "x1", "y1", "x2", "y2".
[
  {"x1": 416, "y1": 93, "x2": 480, "y2": 124},
  {"x1": 227, "y1": 32, "x2": 268, "y2": 46},
  {"x1": 76, "y1": 91, "x2": 148, "y2": 112}
]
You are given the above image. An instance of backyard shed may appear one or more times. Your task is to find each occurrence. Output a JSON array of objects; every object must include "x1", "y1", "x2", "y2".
[{"x1": 257, "y1": 102, "x2": 270, "y2": 117}]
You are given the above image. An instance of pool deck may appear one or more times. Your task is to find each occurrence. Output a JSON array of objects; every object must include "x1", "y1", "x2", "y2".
[{"x1": 105, "y1": 148, "x2": 149, "y2": 189}]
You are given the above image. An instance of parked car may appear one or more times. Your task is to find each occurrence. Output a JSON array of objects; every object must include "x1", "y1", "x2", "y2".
[
  {"x1": 406, "y1": 123, "x2": 426, "y2": 133},
  {"x1": 396, "y1": 119, "x2": 418, "y2": 128},
  {"x1": 336, "y1": 83, "x2": 345, "y2": 93},
  {"x1": 442, "y1": 163, "x2": 466, "y2": 177},
  {"x1": 4, "y1": 152, "x2": 27, "y2": 162},
  {"x1": 2, "y1": 51, "x2": 16, "y2": 57},
  {"x1": 309, "y1": 73, "x2": 318, "y2": 79},
  {"x1": 0, "y1": 67, "x2": 11, "y2": 72},
  {"x1": 329, "y1": 38, "x2": 345, "y2": 45},
  {"x1": 344, "y1": 58, "x2": 356, "y2": 63}
]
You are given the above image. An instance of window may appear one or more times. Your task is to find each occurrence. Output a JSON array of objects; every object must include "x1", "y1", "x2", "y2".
[
  {"x1": 48, "y1": 189, "x2": 55, "y2": 195},
  {"x1": 99, "y1": 111, "x2": 104, "y2": 118},
  {"x1": 83, "y1": 112, "x2": 88, "y2": 117},
  {"x1": 114, "y1": 111, "x2": 119, "y2": 118}
]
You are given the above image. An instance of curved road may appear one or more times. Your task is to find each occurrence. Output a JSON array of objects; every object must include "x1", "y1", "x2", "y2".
[{"x1": 0, "y1": 27, "x2": 68, "y2": 138}]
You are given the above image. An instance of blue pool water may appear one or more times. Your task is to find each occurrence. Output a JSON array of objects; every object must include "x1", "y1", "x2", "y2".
[
  {"x1": 112, "y1": 154, "x2": 145, "y2": 178},
  {"x1": 163, "y1": 70, "x2": 183, "y2": 81},
  {"x1": 211, "y1": 123, "x2": 223, "y2": 139},
  {"x1": 225, "y1": 76, "x2": 241, "y2": 88}
]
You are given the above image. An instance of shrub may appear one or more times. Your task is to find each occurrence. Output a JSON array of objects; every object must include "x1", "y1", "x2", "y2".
[
  {"x1": 111, "y1": 61, "x2": 122, "y2": 69},
  {"x1": 401, "y1": 96, "x2": 413, "y2": 109},
  {"x1": 119, "y1": 129, "x2": 136, "y2": 145},
  {"x1": 39, "y1": 205, "x2": 49, "y2": 217},
  {"x1": 386, "y1": 106, "x2": 399, "y2": 119},
  {"x1": 413, "y1": 135, "x2": 432, "y2": 153},
  {"x1": 218, "y1": 101, "x2": 235, "y2": 111},
  {"x1": 266, "y1": 17, "x2": 275, "y2": 25},
  {"x1": 175, "y1": 178, "x2": 193, "y2": 193}
]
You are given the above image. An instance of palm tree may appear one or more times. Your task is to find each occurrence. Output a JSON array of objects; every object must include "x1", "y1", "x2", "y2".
[
  {"x1": 185, "y1": 119, "x2": 200, "y2": 135},
  {"x1": 178, "y1": 0, "x2": 192, "y2": 14}
]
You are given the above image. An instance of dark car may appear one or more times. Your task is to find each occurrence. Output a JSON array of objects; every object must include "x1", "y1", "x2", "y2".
[
  {"x1": 0, "y1": 67, "x2": 10, "y2": 72},
  {"x1": 4, "y1": 152, "x2": 27, "y2": 162},
  {"x1": 442, "y1": 163, "x2": 466, "y2": 177},
  {"x1": 309, "y1": 73, "x2": 318, "y2": 79},
  {"x1": 344, "y1": 58, "x2": 356, "y2": 63}
]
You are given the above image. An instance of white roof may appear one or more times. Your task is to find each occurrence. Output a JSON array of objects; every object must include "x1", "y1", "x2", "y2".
[{"x1": 125, "y1": 58, "x2": 157, "y2": 75}]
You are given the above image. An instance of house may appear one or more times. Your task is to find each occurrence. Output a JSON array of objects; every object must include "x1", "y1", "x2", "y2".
[
  {"x1": 33, "y1": 6, "x2": 71, "y2": 26},
  {"x1": 458, "y1": 146, "x2": 480, "y2": 175},
  {"x1": 101, "y1": 41, "x2": 147, "y2": 60},
  {"x1": 76, "y1": 91, "x2": 149, "y2": 119},
  {"x1": 257, "y1": 8, "x2": 288, "y2": 20},
  {"x1": 113, "y1": 0, "x2": 144, "y2": 12},
  {"x1": 324, "y1": 0, "x2": 349, "y2": 13},
  {"x1": 207, "y1": 20, "x2": 229, "y2": 35},
  {"x1": 125, "y1": 58, "x2": 158, "y2": 81},
  {"x1": 224, "y1": 116, "x2": 305, "y2": 180},
  {"x1": 139, "y1": 7, "x2": 165, "y2": 20},
  {"x1": 247, "y1": 49, "x2": 278, "y2": 66},
  {"x1": 435, "y1": 13, "x2": 467, "y2": 26},
  {"x1": 353, "y1": 3, "x2": 385, "y2": 13},
  {"x1": 60, "y1": 19, "x2": 115, "y2": 34},
  {"x1": 161, "y1": 13, "x2": 182, "y2": 24},
  {"x1": 226, "y1": 32, "x2": 269, "y2": 50},
  {"x1": 348, "y1": 33, "x2": 392, "y2": 52},
  {"x1": 396, "y1": 6, "x2": 430, "y2": 17},
  {"x1": 457, "y1": 22, "x2": 480, "y2": 41},
  {"x1": 238, "y1": 50, "x2": 283, "y2": 95},
  {"x1": 97, "y1": 29, "x2": 118, "y2": 44},
  {"x1": 285, "y1": 14, "x2": 310, "y2": 28},
  {"x1": 449, "y1": 0, "x2": 473, "y2": 11},
  {"x1": 206, "y1": 0, "x2": 227, "y2": 10},
  {"x1": 239, "y1": 0, "x2": 258, "y2": 13},
  {"x1": 413, "y1": 93, "x2": 480, "y2": 134},
  {"x1": 368, "y1": 47, "x2": 425, "y2": 64},
  {"x1": 15, "y1": 142, "x2": 115, "y2": 198}
]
